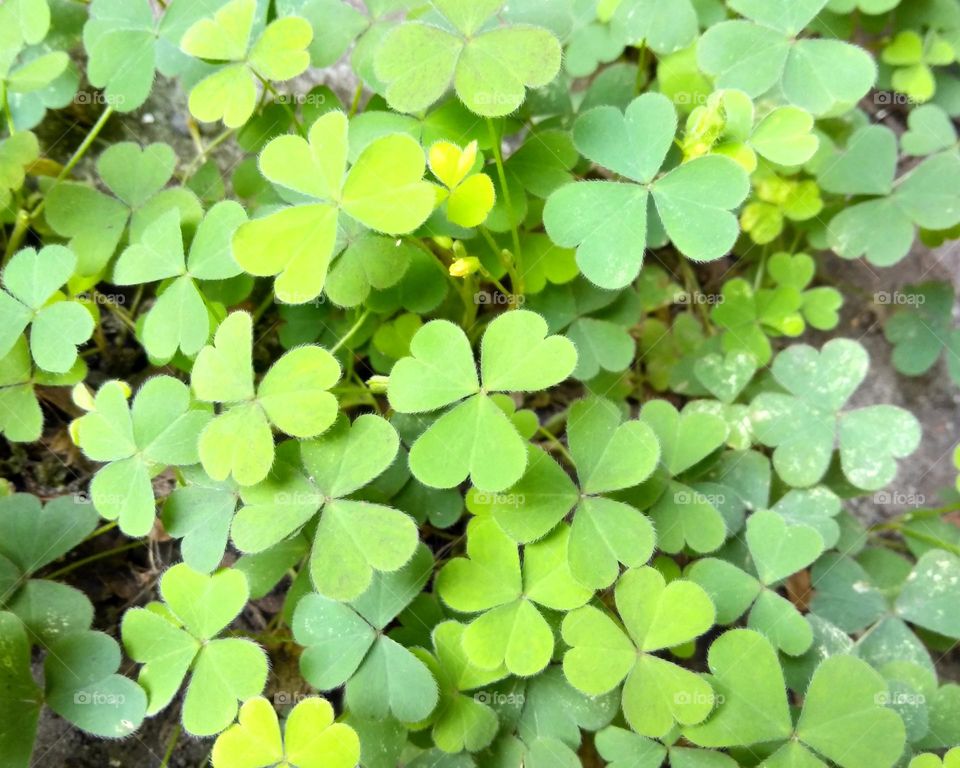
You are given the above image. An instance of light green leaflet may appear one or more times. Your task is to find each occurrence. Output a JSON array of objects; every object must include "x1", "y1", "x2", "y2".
[
  {"x1": 212, "y1": 696, "x2": 360, "y2": 768},
  {"x1": 827, "y1": 148, "x2": 960, "y2": 267},
  {"x1": 698, "y1": 0, "x2": 876, "y2": 115},
  {"x1": 0, "y1": 131, "x2": 39, "y2": 209},
  {"x1": 72, "y1": 376, "x2": 213, "y2": 536},
  {"x1": 374, "y1": 0, "x2": 562, "y2": 116},
  {"x1": 45, "y1": 141, "x2": 203, "y2": 278},
  {"x1": 473, "y1": 396, "x2": 660, "y2": 590},
  {"x1": 388, "y1": 310, "x2": 577, "y2": 491},
  {"x1": 544, "y1": 93, "x2": 749, "y2": 289},
  {"x1": 0, "y1": 336, "x2": 85, "y2": 443},
  {"x1": 232, "y1": 110, "x2": 437, "y2": 304},
  {"x1": 0, "y1": 245, "x2": 93, "y2": 374},
  {"x1": 180, "y1": 0, "x2": 313, "y2": 127},
  {"x1": 437, "y1": 517, "x2": 591, "y2": 676},
  {"x1": 113, "y1": 203, "x2": 247, "y2": 360},
  {"x1": 191, "y1": 311, "x2": 341, "y2": 487},
  {"x1": 83, "y1": 0, "x2": 159, "y2": 113},
  {"x1": 749, "y1": 339, "x2": 921, "y2": 490},
  {"x1": 121, "y1": 564, "x2": 268, "y2": 736},
  {"x1": 413, "y1": 621, "x2": 507, "y2": 753},
  {"x1": 561, "y1": 566, "x2": 717, "y2": 737},
  {"x1": 685, "y1": 629, "x2": 906, "y2": 767},
  {"x1": 232, "y1": 415, "x2": 418, "y2": 600},
  {"x1": 293, "y1": 546, "x2": 439, "y2": 722}
]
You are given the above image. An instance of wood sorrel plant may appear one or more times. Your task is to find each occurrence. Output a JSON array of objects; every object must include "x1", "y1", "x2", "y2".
[{"x1": 1, "y1": 0, "x2": 960, "y2": 766}]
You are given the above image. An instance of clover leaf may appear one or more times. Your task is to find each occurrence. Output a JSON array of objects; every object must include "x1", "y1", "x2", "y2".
[
  {"x1": 882, "y1": 30, "x2": 955, "y2": 103},
  {"x1": 45, "y1": 141, "x2": 203, "y2": 277},
  {"x1": 474, "y1": 396, "x2": 659, "y2": 589},
  {"x1": 895, "y1": 549, "x2": 960, "y2": 640},
  {"x1": 388, "y1": 309, "x2": 576, "y2": 491},
  {"x1": 750, "y1": 339, "x2": 921, "y2": 489},
  {"x1": 374, "y1": 0, "x2": 562, "y2": 117},
  {"x1": 113, "y1": 202, "x2": 247, "y2": 360},
  {"x1": 121, "y1": 563, "x2": 268, "y2": 736},
  {"x1": 526, "y1": 278, "x2": 640, "y2": 381},
  {"x1": 0, "y1": 612, "x2": 42, "y2": 765},
  {"x1": 710, "y1": 277, "x2": 803, "y2": 365},
  {"x1": 191, "y1": 311, "x2": 341, "y2": 487},
  {"x1": 429, "y1": 140, "x2": 496, "y2": 228},
  {"x1": 413, "y1": 621, "x2": 506, "y2": 753},
  {"x1": 698, "y1": 0, "x2": 876, "y2": 115},
  {"x1": 437, "y1": 517, "x2": 591, "y2": 676},
  {"x1": 0, "y1": 245, "x2": 93, "y2": 373},
  {"x1": 212, "y1": 696, "x2": 361, "y2": 768},
  {"x1": 901, "y1": 104, "x2": 958, "y2": 157},
  {"x1": 231, "y1": 414, "x2": 418, "y2": 600},
  {"x1": 883, "y1": 281, "x2": 960, "y2": 383},
  {"x1": 0, "y1": 335, "x2": 85, "y2": 443},
  {"x1": 180, "y1": 0, "x2": 313, "y2": 127},
  {"x1": 44, "y1": 630, "x2": 148, "y2": 738},
  {"x1": 0, "y1": 130, "x2": 39, "y2": 209},
  {"x1": 161, "y1": 465, "x2": 239, "y2": 573},
  {"x1": 561, "y1": 566, "x2": 716, "y2": 737},
  {"x1": 83, "y1": 0, "x2": 160, "y2": 112},
  {"x1": 0, "y1": 493, "x2": 98, "y2": 644},
  {"x1": 232, "y1": 111, "x2": 437, "y2": 304},
  {"x1": 72, "y1": 376, "x2": 212, "y2": 536},
  {"x1": 292, "y1": 545, "x2": 439, "y2": 722},
  {"x1": 544, "y1": 93, "x2": 749, "y2": 289},
  {"x1": 827, "y1": 150, "x2": 960, "y2": 266}
]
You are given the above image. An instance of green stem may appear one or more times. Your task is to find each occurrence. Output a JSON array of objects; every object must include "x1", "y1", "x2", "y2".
[
  {"x1": 45, "y1": 541, "x2": 145, "y2": 580},
  {"x1": 349, "y1": 82, "x2": 364, "y2": 117},
  {"x1": 485, "y1": 120, "x2": 525, "y2": 294},
  {"x1": 331, "y1": 309, "x2": 372, "y2": 354},
  {"x1": 3, "y1": 209, "x2": 31, "y2": 265},
  {"x1": 538, "y1": 425, "x2": 574, "y2": 465},
  {"x1": 82, "y1": 521, "x2": 118, "y2": 543},
  {"x1": 252, "y1": 289, "x2": 275, "y2": 323},
  {"x1": 257, "y1": 75, "x2": 304, "y2": 135},
  {"x1": 159, "y1": 724, "x2": 181, "y2": 768}
]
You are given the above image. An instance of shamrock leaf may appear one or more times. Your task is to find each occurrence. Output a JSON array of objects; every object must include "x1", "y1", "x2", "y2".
[
  {"x1": 192, "y1": 311, "x2": 341, "y2": 487},
  {"x1": 794, "y1": 655, "x2": 906, "y2": 768},
  {"x1": 45, "y1": 141, "x2": 203, "y2": 277},
  {"x1": 828, "y1": 152, "x2": 960, "y2": 267},
  {"x1": 212, "y1": 696, "x2": 361, "y2": 768},
  {"x1": 232, "y1": 414, "x2": 417, "y2": 600},
  {"x1": 901, "y1": 104, "x2": 958, "y2": 157},
  {"x1": 121, "y1": 564, "x2": 268, "y2": 736},
  {"x1": 83, "y1": 0, "x2": 160, "y2": 112},
  {"x1": 895, "y1": 549, "x2": 960, "y2": 639},
  {"x1": 388, "y1": 310, "x2": 577, "y2": 491},
  {"x1": 544, "y1": 93, "x2": 749, "y2": 289},
  {"x1": 325, "y1": 235, "x2": 419, "y2": 308},
  {"x1": 414, "y1": 621, "x2": 505, "y2": 753},
  {"x1": 0, "y1": 131, "x2": 39, "y2": 209},
  {"x1": 561, "y1": 566, "x2": 716, "y2": 737},
  {"x1": 0, "y1": 336, "x2": 85, "y2": 443},
  {"x1": 437, "y1": 517, "x2": 591, "y2": 676},
  {"x1": 232, "y1": 111, "x2": 436, "y2": 304},
  {"x1": 161, "y1": 465, "x2": 239, "y2": 573},
  {"x1": 429, "y1": 140, "x2": 496, "y2": 228},
  {"x1": 45, "y1": 630, "x2": 147, "y2": 738},
  {"x1": 476, "y1": 396, "x2": 659, "y2": 589},
  {"x1": 113, "y1": 202, "x2": 247, "y2": 360},
  {"x1": 0, "y1": 245, "x2": 93, "y2": 374},
  {"x1": 750, "y1": 339, "x2": 921, "y2": 489},
  {"x1": 0, "y1": 613, "x2": 42, "y2": 766},
  {"x1": 683, "y1": 629, "x2": 793, "y2": 747},
  {"x1": 374, "y1": 0, "x2": 562, "y2": 117},
  {"x1": 698, "y1": 0, "x2": 876, "y2": 115},
  {"x1": 883, "y1": 281, "x2": 960, "y2": 383},
  {"x1": 72, "y1": 377, "x2": 213, "y2": 536},
  {"x1": 710, "y1": 277, "x2": 804, "y2": 365},
  {"x1": 293, "y1": 545, "x2": 439, "y2": 722},
  {"x1": 0, "y1": 493, "x2": 97, "y2": 644},
  {"x1": 882, "y1": 30, "x2": 955, "y2": 103},
  {"x1": 746, "y1": 509, "x2": 825, "y2": 586},
  {"x1": 694, "y1": 351, "x2": 758, "y2": 403},
  {"x1": 181, "y1": 0, "x2": 313, "y2": 127},
  {"x1": 526, "y1": 278, "x2": 639, "y2": 381}
]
